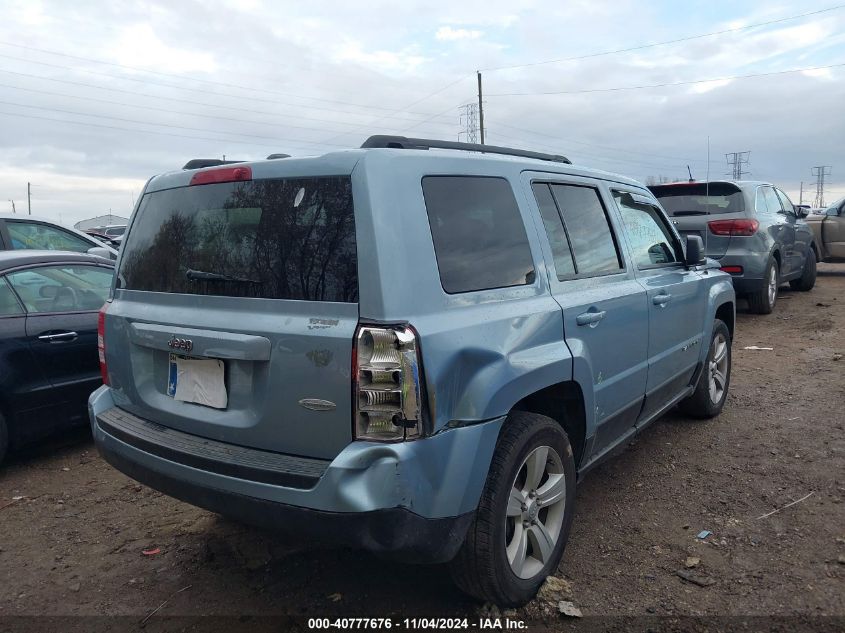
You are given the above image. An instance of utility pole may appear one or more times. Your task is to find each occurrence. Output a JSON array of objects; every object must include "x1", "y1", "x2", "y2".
[
  {"x1": 477, "y1": 71, "x2": 485, "y2": 145},
  {"x1": 811, "y1": 166, "x2": 832, "y2": 208},
  {"x1": 799, "y1": 181, "x2": 804, "y2": 205},
  {"x1": 459, "y1": 103, "x2": 480, "y2": 143},
  {"x1": 725, "y1": 152, "x2": 750, "y2": 179},
  {"x1": 27, "y1": 182, "x2": 32, "y2": 215}
]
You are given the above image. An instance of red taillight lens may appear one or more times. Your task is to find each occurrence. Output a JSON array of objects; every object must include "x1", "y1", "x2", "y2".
[
  {"x1": 353, "y1": 325, "x2": 424, "y2": 442},
  {"x1": 708, "y1": 219, "x2": 759, "y2": 236},
  {"x1": 189, "y1": 165, "x2": 252, "y2": 186},
  {"x1": 98, "y1": 303, "x2": 109, "y2": 385},
  {"x1": 720, "y1": 266, "x2": 743, "y2": 274}
]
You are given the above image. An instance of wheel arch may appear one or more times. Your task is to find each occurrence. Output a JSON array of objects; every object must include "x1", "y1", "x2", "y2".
[
  {"x1": 509, "y1": 381, "x2": 587, "y2": 468},
  {"x1": 715, "y1": 302, "x2": 735, "y2": 340}
]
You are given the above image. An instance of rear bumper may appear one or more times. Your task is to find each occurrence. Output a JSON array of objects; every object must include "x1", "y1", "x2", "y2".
[
  {"x1": 711, "y1": 250, "x2": 770, "y2": 294},
  {"x1": 97, "y1": 439, "x2": 472, "y2": 562},
  {"x1": 88, "y1": 386, "x2": 504, "y2": 562}
]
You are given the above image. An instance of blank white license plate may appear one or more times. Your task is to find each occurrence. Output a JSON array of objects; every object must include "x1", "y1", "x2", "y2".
[{"x1": 168, "y1": 354, "x2": 228, "y2": 409}]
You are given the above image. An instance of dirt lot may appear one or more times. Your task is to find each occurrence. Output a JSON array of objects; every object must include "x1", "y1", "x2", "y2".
[{"x1": 1, "y1": 265, "x2": 843, "y2": 630}]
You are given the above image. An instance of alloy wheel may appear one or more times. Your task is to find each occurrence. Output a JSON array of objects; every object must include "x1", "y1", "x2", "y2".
[
  {"x1": 505, "y1": 445, "x2": 567, "y2": 579},
  {"x1": 708, "y1": 332, "x2": 729, "y2": 405}
]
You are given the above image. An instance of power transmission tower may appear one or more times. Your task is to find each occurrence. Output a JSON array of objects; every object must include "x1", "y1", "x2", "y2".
[
  {"x1": 459, "y1": 103, "x2": 479, "y2": 143},
  {"x1": 811, "y1": 166, "x2": 831, "y2": 208},
  {"x1": 725, "y1": 152, "x2": 751, "y2": 179}
]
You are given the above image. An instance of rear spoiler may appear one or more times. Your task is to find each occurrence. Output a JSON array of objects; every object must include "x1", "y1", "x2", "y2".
[{"x1": 182, "y1": 159, "x2": 244, "y2": 170}]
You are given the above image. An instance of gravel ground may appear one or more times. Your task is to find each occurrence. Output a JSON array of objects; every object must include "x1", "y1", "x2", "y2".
[{"x1": 1, "y1": 265, "x2": 843, "y2": 631}]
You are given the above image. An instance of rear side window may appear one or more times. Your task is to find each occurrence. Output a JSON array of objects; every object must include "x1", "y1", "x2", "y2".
[
  {"x1": 613, "y1": 192, "x2": 680, "y2": 268},
  {"x1": 531, "y1": 183, "x2": 576, "y2": 278},
  {"x1": 758, "y1": 187, "x2": 782, "y2": 215},
  {"x1": 550, "y1": 184, "x2": 622, "y2": 275},
  {"x1": 7, "y1": 221, "x2": 93, "y2": 253},
  {"x1": 774, "y1": 189, "x2": 794, "y2": 213},
  {"x1": 6, "y1": 265, "x2": 113, "y2": 313},
  {"x1": 422, "y1": 176, "x2": 535, "y2": 294},
  {"x1": 118, "y1": 177, "x2": 358, "y2": 302},
  {"x1": 0, "y1": 277, "x2": 23, "y2": 316}
]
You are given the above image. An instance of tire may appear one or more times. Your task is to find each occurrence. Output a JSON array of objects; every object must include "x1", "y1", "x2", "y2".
[
  {"x1": 789, "y1": 247, "x2": 817, "y2": 291},
  {"x1": 747, "y1": 257, "x2": 779, "y2": 314},
  {"x1": 0, "y1": 411, "x2": 8, "y2": 467},
  {"x1": 449, "y1": 411, "x2": 576, "y2": 606},
  {"x1": 679, "y1": 319, "x2": 731, "y2": 419}
]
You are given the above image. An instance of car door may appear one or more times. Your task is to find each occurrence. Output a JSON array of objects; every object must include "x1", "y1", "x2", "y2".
[
  {"x1": 5, "y1": 263, "x2": 113, "y2": 420},
  {"x1": 775, "y1": 188, "x2": 807, "y2": 275},
  {"x1": 822, "y1": 201, "x2": 845, "y2": 259},
  {"x1": 525, "y1": 176, "x2": 649, "y2": 462},
  {"x1": 0, "y1": 276, "x2": 54, "y2": 439},
  {"x1": 611, "y1": 189, "x2": 707, "y2": 420},
  {"x1": 760, "y1": 186, "x2": 796, "y2": 276}
]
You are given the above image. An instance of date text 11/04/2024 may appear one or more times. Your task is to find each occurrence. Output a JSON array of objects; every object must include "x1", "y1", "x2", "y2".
[{"x1": 307, "y1": 618, "x2": 527, "y2": 630}]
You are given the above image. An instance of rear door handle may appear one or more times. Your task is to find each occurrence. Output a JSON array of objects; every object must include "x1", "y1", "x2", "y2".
[
  {"x1": 576, "y1": 310, "x2": 606, "y2": 326},
  {"x1": 37, "y1": 331, "x2": 78, "y2": 342},
  {"x1": 653, "y1": 293, "x2": 672, "y2": 306}
]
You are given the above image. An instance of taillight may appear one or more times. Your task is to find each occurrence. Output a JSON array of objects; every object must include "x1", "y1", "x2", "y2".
[
  {"x1": 353, "y1": 325, "x2": 424, "y2": 442},
  {"x1": 720, "y1": 265, "x2": 743, "y2": 274},
  {"x1": 708, "y1": 219, "x2": 759, "y2": 236},
  {"x1": 189, "y1": 165, "x2": 252, "y2": 186},
  {"x1": 98, "y1": 303, "x2": 109, "y2": 385}
]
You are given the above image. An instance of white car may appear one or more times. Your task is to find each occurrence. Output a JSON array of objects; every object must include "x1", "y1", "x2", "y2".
[{"x1": 0, "y1": 214, "x2": 117, "y2": 260}]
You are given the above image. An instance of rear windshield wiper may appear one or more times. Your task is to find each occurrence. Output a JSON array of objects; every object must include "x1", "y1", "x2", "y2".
[
  {"x1": 186, "y1": 269, "x2": 261, "y2": 284},
  {"x1": 671, "y1": 210, "x2": 709, "y2": 216}
]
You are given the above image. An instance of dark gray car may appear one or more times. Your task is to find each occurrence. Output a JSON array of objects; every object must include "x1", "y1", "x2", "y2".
[{"x1": 649, "y1": 181, "x2": 817, "y2": 314}]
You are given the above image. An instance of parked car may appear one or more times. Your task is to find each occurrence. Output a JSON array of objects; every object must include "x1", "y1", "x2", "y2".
[
  {"x1": 805, "y1": 197, "x2": 845, "y2": 262},
  {"x1": 0, "y1": 251, "x2": 114, "y2": 464},
  {"x1": 649, "y1": 181, "x2": 816, "y2": 314},
  {"x1": 99, "y1": 225, "x2": 127, "y2": 238},
  {"x1": 90, "y1": 137, "x2": 735, "y2": 606},
  {"x1": 0, "y1": 214, "x2": 118, "y2": 260},
  {"x1": 83, "y1": 229, "x2": 121, "y2": 246}
]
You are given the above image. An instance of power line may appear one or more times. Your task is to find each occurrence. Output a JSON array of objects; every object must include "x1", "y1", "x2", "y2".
[
  {"x1": 0, "y1": 52, "x2": 461, "y2": 123},
  {"x1": 317, "y1": 74, "x2": 472, "y2": 145},
  {"x1": 0, "y1": 81, "x2": 388, "y2": 138},
  {"x1": 482, "y1": 4, "x2": 845, "y2": 72},
  {"x1": 0, "y1": 109, "x2": 342, "y2": 151},
  {"x1": 0, "y1": 99, "x2": 342, "y2": 149},
  {"x1": 0, "y1": 68, "x2": 459, "y2": 131},
  {"x1": 487, "y1": 62, "x2": 845, "y2": 96},
  {"x1": 0, "y1": 40, "x2": 457, "y2": 115},
  {"x1": 487, "y1": 119, "x2": 709, "y2": 164}
]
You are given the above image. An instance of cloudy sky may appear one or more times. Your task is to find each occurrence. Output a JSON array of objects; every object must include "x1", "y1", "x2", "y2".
[{"x1": 1, "y1": 0, "x2": 843, "y2": 225}]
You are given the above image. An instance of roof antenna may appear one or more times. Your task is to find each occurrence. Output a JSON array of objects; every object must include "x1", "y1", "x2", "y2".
[{"x1": 687, "y1": 165, "x2": 694, "y2": 182}]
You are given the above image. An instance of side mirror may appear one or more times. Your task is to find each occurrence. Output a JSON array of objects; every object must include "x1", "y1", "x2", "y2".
[
  {"x1": 87, "y1": 246, "x2": 114, "y2": 260},
  {"x1": 685, "y1": 235, "x2": 705, "y2": 266},
  {"x1": 795, "y1": 206, "x2": 809, "y2": 218}
]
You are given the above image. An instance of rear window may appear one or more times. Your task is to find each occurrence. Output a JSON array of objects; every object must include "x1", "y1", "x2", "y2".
[
  {"x1": 422, "y1": 176, "x2": 535, "y2": 294},
  {"x1": 650, "y1": 183, "x2": 745, "y2": 216},
  {"x1": 118, "y1": 177, "x2": 357, "y2": 302}
]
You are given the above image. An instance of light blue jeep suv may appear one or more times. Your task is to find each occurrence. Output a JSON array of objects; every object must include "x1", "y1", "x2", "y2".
[{"x1": 89, "y1": 136, "x2": 735, "y2": 606}]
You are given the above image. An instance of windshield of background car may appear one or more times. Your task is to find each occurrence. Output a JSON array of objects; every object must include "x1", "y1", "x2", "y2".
[
  {"x1": 117, "y1": 176, "x2": 358, "y2": 302},
  {"x1": 649, "y1": 183, "x2": 745, "y2": 216}
]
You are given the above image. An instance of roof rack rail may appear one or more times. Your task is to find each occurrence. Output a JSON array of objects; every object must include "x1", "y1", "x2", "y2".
[
  {"x1": 266, "y1": 153, "x2": 291, "y2": 160},
  {"x1": 182, "y1": 159, "x2": 244, "y2": 170},
  {"x1": 361, "y1": 135, "x2": 571, "y2": 165}
]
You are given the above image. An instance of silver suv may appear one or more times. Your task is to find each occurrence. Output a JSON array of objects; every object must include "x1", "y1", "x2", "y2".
[{"x1": 649, "y1": 180, "x2": 817, "y2": 313}]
